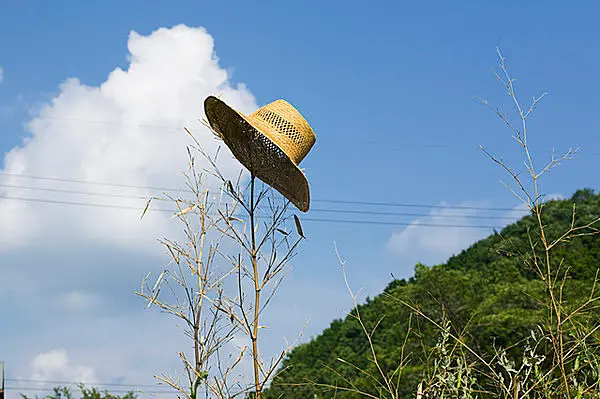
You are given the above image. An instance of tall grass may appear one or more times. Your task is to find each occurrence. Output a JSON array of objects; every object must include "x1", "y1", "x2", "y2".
[{"x1": 310, "y1": 49, "x2": 600, "y2": 398}]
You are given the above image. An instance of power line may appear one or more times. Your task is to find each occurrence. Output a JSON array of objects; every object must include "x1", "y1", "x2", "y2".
[
  {"x1": 0, "y1": 183, "x2": 150, "y2": 201},
  {"x1": 0, "y1": 172, "x2": 183, "y2": 192},
  {"x1": 0, "y1": 195, "x2": 167, "y2": 212},
  {"x1": 301, "y1": 217, "x2": 500, "y2": 229},
  {"x1": 6, "y1": 378, "x2": 162, "y2": 389},
  {"x1": 312, "y1": 198, "x2": 524, "y2": 212},
  {"x1": 5, "y1": 378, "x2": 175, "y2": 396},
  {"x1": 0, "y1": 183, "x2": 524, "y2": 221},
  {"x1": 0, "y1": 195, "x2": 503, "y2": 229},
  {"x1": 6, "y1": 386, "x2": 175, "y2": 395},
  {"x1": 309, "y1": 208, "x2": 520, "y2": 220},
  {"x1": 0, "y1": 172, "x2": 527, "y2": 213}
]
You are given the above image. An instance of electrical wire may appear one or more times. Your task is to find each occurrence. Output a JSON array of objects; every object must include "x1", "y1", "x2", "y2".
[
  {"x1": 6, "y1": 386, "x2": 176, "y2": 395},
  {"x1": 0, "y1": 172, "x2": 528, "y2": 212},
  {"x1": 0, "y1": 172, "x2": 182, "y2": 192},
  {"x1": 0, "y1": 183, "x2": 525, "y2": 221},
  {"x1": 5, "y1": 378, "x2": 164, "y2": 389},
  {"x1": 0, "y1": 195, "x2": 506, "y2": 229},
  {"x1": 0, "y1": 183, "x2": 150, "y2": 200},
  {"x1": 5, "y1": 378, "x2": 177, "y2": 396}
]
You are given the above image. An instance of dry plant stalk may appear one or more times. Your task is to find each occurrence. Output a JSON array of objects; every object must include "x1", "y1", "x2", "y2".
[
  {"x1": 300, "y1": 244, "x2": 414, "y2": 399},
  {"x1": 406, "y1": 49, "x2": 600, "y2": 398},
  {"x1": 400, "y1": 48, "x2": 600, "y2": 399},
  {"x1": 478, "y1": 48, "x2": 600, "y2": 398},
  {"x1": 322, "y1": 49, "x2": 600, "y2": 399},
  {"x1": 137, "y1": 127, "x2": 306, "y2": 399}
]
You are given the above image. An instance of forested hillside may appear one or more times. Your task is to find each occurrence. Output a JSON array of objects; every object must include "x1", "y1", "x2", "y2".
[{"x1": 264, "y1": 188, "x2": 600, "y2": 398}]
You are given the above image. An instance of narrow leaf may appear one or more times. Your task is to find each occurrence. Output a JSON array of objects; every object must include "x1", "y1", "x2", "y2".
[
  {"x1": 152, "y1": 269, "x2": 167, "y2": 292},
  {"x1": 173, "y1": 204, "x2": 198, "y2": 218},
  {"x1": 140, "y1": 198, "x2": 153, "y2": 219},
  {"x1": 294, "y1": 215, "x2": 305, "y2": 238},
  {"x1": 147, "y1": 287, "x2": 161, "y2": 308}
]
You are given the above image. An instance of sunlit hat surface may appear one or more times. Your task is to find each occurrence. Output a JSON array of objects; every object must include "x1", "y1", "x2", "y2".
[{"x1": 204, "y1": 96, "x2": 316, "y2": 212}]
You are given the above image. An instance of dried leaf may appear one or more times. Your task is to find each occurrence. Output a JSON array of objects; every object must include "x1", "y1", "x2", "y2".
[
  {"x1": 227, "y1": 181, "x2": 236, "y2": 196},
  {"x1": 276, "y1": 228, "x2": 289, "y2": 236},
  {"x1": 152, "y1": 269, "x2": 167, "y2": 292},
  {"x1": 173, "y1": 204, "x2": 198, "y2": 218},
  {"x1": 141, "y1": 271, "x2": 151, "y2": 287},
  {"x1": 294, "y1": 215, "x2": 305, "y2": 238},
  {"x1": 147, "y1": 287, "x2": 161, "y2": 308}
]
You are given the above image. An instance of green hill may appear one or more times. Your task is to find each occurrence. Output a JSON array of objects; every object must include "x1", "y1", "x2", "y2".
[{"x1": 264, "y1": 188, "x2": 600, "y2": 398}]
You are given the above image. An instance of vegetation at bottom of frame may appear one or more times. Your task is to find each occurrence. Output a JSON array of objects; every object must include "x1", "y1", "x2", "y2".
[
  {"x1": 263, "y1": 188, "x2": 600, "y2": 398},
  {"x1": 20, "y1": 385, "x2": 137, "y2": 399}
]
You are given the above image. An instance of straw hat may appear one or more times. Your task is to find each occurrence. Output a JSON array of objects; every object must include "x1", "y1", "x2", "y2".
[{"x1": 204, "y1": 96, "x2": 316, "y2": 212}]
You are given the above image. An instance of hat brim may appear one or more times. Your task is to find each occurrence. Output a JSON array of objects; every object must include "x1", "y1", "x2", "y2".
[{"x1": 204, "y1": 96, "x2": 310, "y2": 212}]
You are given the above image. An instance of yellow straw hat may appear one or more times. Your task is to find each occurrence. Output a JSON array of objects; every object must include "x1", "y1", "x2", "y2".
[{"x1": 204, "y1": 96, "x2": 316, "y2": 212}]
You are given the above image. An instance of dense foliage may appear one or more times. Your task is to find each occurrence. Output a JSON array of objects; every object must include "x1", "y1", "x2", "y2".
[{"x1": 263, "y1": 189, "x2": 600, "y2": 398}]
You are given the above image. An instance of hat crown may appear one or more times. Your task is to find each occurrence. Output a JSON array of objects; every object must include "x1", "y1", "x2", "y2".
[{"x1": 248, "y1": 100, "x2": 316, "y2": 165}]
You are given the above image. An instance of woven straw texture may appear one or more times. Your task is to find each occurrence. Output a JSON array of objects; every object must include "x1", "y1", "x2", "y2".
[{"x1": 204, "y1": 96, "x2": 316, "y2": 212}]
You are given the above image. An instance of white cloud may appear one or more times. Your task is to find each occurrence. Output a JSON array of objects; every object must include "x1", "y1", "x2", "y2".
[
  {"x1": 30, "y1": 349, "x2": 98, "y2": 384},
  {"x1": 0, "y1": 25, "x2": 257, "y2": 252},
  {"x1": 386, "y1": 201, "x2": 516, "y2": 269},
  {"x1": 60, "y1": 291, "x2": 100, "y2": 311},
  {"x1": 0, "y1": 25, "x2": 261, "y2": 396},
  {"x1": 0, "y1": 25, "x2": 347, "y2": 398}
]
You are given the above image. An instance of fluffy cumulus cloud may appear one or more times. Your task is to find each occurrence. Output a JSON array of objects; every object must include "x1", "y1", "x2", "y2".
[
  {"x1": 0, "y1": 25, "x2": 257, "y2": 252},
  {"x1": 0, "y1": 25, "x2": 261, "y2": 398},
  {"x1": 386, "y1": 201, "x2": 528, "y2": 271},
  {"x1": 0, "y1": 25, "x2": 354, "y2": 399},
  {"x1": 29, "y1": 349, "x2": 98, "y2": 384}
]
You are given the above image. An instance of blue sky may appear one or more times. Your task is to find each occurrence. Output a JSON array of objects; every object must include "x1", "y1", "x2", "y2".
[{"x1": 1, "y1": 1, "x2": 599, "y2": 397}]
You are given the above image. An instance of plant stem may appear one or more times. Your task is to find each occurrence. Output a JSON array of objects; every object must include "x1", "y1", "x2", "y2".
[
  {"x1": 533, "y1": 182, "x2": 569, "y2": 396},
  {"x1": 249, "y1": 174, "x2": 262, "y2": 398}
]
